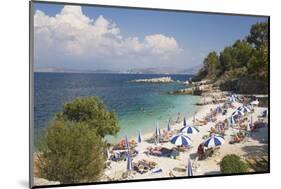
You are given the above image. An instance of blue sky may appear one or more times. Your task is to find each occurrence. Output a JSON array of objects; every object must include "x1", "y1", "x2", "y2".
[{"x1": 33, "y1": 2, "x2": 267, "y2": 72}]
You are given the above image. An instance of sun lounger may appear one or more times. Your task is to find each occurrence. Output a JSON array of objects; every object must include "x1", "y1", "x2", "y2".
[{"x1": 146, "y1": 146, "x2": 179, "y2": 158}]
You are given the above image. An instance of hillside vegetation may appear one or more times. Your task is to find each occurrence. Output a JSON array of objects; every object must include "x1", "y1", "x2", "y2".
[{"x1": 193, "y1": 21, "x2": 268, "y2": 94}]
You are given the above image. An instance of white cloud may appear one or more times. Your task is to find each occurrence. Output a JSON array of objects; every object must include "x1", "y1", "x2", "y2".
[
  {"x1": 144, "y1": 34, "x2": 183, "y2": 58},
  {"x1": 34, "y1": 5, "x2": 183, "y2": 67}
]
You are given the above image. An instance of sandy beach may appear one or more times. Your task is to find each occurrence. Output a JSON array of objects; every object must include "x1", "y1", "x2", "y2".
[{"x1": 102, "y1": 90, "x2": 268, "y2": 181}]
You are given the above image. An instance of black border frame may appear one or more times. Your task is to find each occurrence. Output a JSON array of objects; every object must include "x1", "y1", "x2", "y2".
[{"x1": 29, "y1": 1, "x2": 270, "y2": 188}]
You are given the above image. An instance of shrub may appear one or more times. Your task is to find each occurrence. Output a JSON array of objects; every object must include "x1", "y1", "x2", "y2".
[
  {"x1": 57, "y1": 97, "x2": 119, "y2": 138},
  {"x1": 37, "y1": 120, "x2": 105, "y2": 184},
  {"x1": 220, "y1": 154, "x2": 249, "y2": 174}
]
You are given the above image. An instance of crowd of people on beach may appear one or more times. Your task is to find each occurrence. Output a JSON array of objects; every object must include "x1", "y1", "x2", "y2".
[{"x1": 103, "y1": 92, "x2": 268, "y2": 181}]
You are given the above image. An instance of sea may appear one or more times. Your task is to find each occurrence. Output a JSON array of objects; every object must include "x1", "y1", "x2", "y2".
[{"x1": 34, "y1": 73, "x2": 199, "y2": 142}]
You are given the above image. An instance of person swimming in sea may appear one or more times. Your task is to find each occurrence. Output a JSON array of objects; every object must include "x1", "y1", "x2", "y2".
[{"x1": 140, "y1": 107, "x2": 145, "y2": 112}]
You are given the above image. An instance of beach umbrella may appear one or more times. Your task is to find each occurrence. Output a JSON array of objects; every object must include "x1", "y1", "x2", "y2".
[
  {"x1": 155, "y1": 125, "x2": 161, "y2": 137},
  {"x1": 228, "y1": 116, "x2": 236, "y2": 125},
  {"x1": 124, "y1": 135, "x2": 129, "y2": 149},
  {"x1": 247, "y1": 121, "x2": 251, "y2": 132},
  {"x1": 232, "y1": 110, "x2": 244, "y2": 116},
  {"x1": 231, "y1": 94, "x2": 238, "y2": 99},
  {"x1": 180, "y1": 126, "x2": 199, "y2": 134},
  {"x1": 105, "y1": 149, "x2": 111, "y2": 160},
  {"x1": 170, "y1": 133, "x2": 192, "y2": 146},
  {"x1": 244, "y1": 106, "x2": 251, "y2": 113},
  {"x1": 237, "y1": 106, "x2": 251, "y2": 113},
  {"x1": 127, "y1": 155, "x2": 133, "y2": 171},
  {"x1": 203, "y1": 135, "x2": 225, "y2": 148},
  {"x1": 250, "y1": 99, "x2": 259, "y2": 106},
  {"x1": 137, "y1": 130, "x2": 142, "y2": 143},
  {"x1": 167, "y1": 122, "x2": 171, "y2": 131},
  {"x1": 186, "y1": 159, "x2": 193, "y2": 176},
  {"x1": 229, "y1": 96, "x2": 236, "y2": 102},
  {"x1": 216, "y1": 106, "x2": 222, "y2": 113},
  {"x1": 262, "y1": 110, "x2": 268, "y2": 117},
  {"x1": 183, "y1": 117, "x2": 187, "y2": 127}
]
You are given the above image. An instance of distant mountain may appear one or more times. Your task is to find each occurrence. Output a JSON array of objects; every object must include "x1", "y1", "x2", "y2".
[
  {"x1": 126, "y1": 65, "x2": 202, "y2": 75},
  {"x1": 179, "y1": 64, "x2": 203, "y2": 75},
  {"x1": 34, "y1": 65, "x2": 202, "y2": 75},
  {"x1": 34, "y1": 67, "x2": 115, "y2": 73}
]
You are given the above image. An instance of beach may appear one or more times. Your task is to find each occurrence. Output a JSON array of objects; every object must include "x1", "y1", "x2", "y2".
[{"x1": 102, "y1": 89, "x2": 268, "y2": 181}]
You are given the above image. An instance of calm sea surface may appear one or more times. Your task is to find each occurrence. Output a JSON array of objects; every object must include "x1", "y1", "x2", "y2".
[{"x1": 34, "y1": 73, "x2": 199, "y2": 142}]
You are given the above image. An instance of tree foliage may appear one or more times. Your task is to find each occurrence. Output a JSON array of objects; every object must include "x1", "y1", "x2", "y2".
[
  {"x1": 203, "y1": 51, "x2": 220, "y2": 79},
  {"x1": 247, "y1": 21, "x2": 268, "y2": 49},
  {"x1": 220, "y1": 154, "x2": 249, "y2": 174},
  {"x1": 194, "y1": 21, "x2": 268, "y2": 82},
  {"x1": 37, "y1": 120, "x2": 105, "y2": 184},
  {"x1": 58, "y1": 97, "x2": 120, "y2": 138}
]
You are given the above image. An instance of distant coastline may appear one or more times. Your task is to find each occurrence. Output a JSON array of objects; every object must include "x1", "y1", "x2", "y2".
[{"x1": 34, "y1": 66, "x2": 200, "y2": 75}]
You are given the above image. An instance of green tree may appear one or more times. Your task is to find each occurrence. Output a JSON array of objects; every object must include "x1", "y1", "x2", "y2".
[
  {"x1": 232, "y1": 40, "x2": 253, "y2": 68},
  {"x1": 193, "y1": 21, "x2": 268, "y2": 90},
  {"x1": 247, "y1": 21, "x2": 268, "y2": 49},
  {"x1": 58, "y1": 97, "x2": 119, "y2": 138},
  {"x1": 247, "y1": 43, "x2": 268, "y2": 80},
  {"x1": 219, "y1": 46, "x2": 236, "y2": 72},
  {"x1": 203, "y1": 51, "x2": 220, "y2": 79},
  {"x1": 220, "y1": 154, "x2": 249, "y2": 174},
  {"x1": 37, "y1": 120, "x2": 105, "y2": 184}
]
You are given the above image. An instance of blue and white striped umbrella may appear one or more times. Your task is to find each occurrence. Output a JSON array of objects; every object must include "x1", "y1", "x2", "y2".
[
  {"x1": 155, "y1": 125, "x2": 161, "y2": 137},
  {"x1": 229, "y1": 96, "x2": 236, "y2": 102},
  {"x1": 125, "y1": 135, "x2": 129, "y2": 149},
  {"x1": 180, "y1": 126, "x2": 199, "y2": 134},
  {"x1": 183, "y1": 117, "x2": 187, "y2": 127},
  {"x1": 203, "y1": 135, "x2": 225, "y2": 148},
  {"x1": 137, "y1": 130, "x2": 142, "y2": 143},
  {"x1": 250, "y1": 99, "x2": 259, "y2": 106},
  {"x1": 262, "y1": 110, "x2": 268, "y2": 117},
  {"x1": 229, "y1": 116, "x2": 236, "y2": 125},
  {"x1": 243, "y1": 106, "x2": 251, "y2": 113},
  {"x1": 170, "y1": 133, "x2": 192, "y2": 146},
  {"x1": 232, "y1": 110, "x2": 244, "y2": 116},
  {"x1": 127, "y1": 156, "x2": 133, "y2": 171},
  {"x1": 186, "y1": 159, "x2": 193, "y2": 176},
  {"x1": 167, "y1": 122, "x2": 171, "y2": 131},
  {"x1": 237, "y1": 106, "x2": 251, "y2": 113}
]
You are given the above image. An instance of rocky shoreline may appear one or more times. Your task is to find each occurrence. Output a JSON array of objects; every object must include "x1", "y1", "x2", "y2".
[
  {"x1": 169, "y1": 78, "x2": 268, "y2": 97},
  {"x1": 131, "y1": 76, "x2": 173, "y2": 83}
]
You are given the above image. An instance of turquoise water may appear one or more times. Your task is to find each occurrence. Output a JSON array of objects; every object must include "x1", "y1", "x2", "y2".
[
  {"x1": 110, "y1": 94, "x2": 199, "y2": 142},
  {"x1": 34, "y1": 73, "x2": 199, "y2": 142}
]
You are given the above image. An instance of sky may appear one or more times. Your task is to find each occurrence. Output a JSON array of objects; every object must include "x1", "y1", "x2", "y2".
[{"x1": 33, "y1": 2, "x2": 267, "y2": 73}]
